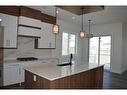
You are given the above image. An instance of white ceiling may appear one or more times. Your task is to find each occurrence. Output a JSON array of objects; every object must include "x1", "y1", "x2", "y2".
[{"x1": 29, "y1": 6, "x2": 127, "y2": 26}]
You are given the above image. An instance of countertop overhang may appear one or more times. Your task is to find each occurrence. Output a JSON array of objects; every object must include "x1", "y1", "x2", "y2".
[{"x1": 25, "y1": 63, "x2": 104, "y2": 81}]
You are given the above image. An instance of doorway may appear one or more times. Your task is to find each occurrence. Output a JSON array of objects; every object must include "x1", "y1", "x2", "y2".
[{"x1": 89, "y1": 36, "x2": 111, "y2": 70}]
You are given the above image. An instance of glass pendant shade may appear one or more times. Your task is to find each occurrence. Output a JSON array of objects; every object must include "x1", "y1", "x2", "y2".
[
  {"x1": 79, "y1": 7, "x2": 86, "y2": 38},
  {"x1": 86, "y1": 19, "x2": 93, "y2": 38},
  {"x1": 53, "y1": 7, "x2": 59, "y2": 34},
  {"x1": 79, "y1": 31, "x2": 85, "y2": 38},
  {"x1": 53, "y1": 24, "x2": 59, "y2": 34}
]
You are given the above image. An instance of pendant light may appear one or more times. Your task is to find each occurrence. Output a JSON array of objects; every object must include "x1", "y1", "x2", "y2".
[
  {"x1": 52, "y1": 7, "x2": 59, "y2": 34},
  {"x1": 86, "y1": 20, "x2": 93, "y2": 38},
  {"x1": 79, "y1": 7, "x2": 85, "y2": 38}
]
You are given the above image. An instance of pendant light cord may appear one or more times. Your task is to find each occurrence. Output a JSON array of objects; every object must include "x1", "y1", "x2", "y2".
[
  {"x1": 88, "y1": 20, "x2": 91, "y2": 34},
  {"x1": 55, "y1": 6, "x2": 57, "y2": 24},
  {"x1": 81, "y1": 7, "x2": 84, "y2": 31}
]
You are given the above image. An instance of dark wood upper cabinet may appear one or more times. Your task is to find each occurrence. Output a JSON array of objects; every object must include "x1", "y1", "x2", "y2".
[
  {"x1": 0, "y1": 6, "x2": 56, "y2": 24},
  {"x1": 19, "y1": 6, "x2": 56, "y2": 24},
  {"x1": 19, "y1": 6, "x2": 41, "y2": 20},
  {"x1": 41, "y1": 13, "x2": 56, "y2": 24},
  {"x1": 0, "y1": 6, "x2": 19, "y2": 16}
]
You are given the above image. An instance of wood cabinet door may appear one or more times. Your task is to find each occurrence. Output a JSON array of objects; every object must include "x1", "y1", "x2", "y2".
[{"x1": 0, "y1": 13, "x2": 17, "y2": 48}]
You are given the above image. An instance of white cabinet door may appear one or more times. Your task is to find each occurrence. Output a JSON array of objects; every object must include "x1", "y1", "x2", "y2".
[
  {"x1": 0, "y1": 13, "x2": 17, "y2": 48},
  {"x1": 38, "y1": 22, "x2": 56, "y2": 48},
  {"x1": 3, "y1": 64, "x2": 20, "y2": 86},
  {"x1": 18, "y1": 26, "x2": 41, "y2": 37},
  {"x1": 18, "y1": 16, "x2": 41, "y2": 37},
  {"x1": 19, "y1": 16, "x2": 41, "y2": 27}
]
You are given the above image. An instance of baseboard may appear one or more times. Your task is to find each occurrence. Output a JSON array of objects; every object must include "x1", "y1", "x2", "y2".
[{"x1": 1, "y1": 82, "x2": 25, "y2": 89}]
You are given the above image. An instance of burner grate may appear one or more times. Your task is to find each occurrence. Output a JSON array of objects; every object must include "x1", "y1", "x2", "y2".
[{"x1": 16, "y1": 57, "x2": 38, "y2": 61}]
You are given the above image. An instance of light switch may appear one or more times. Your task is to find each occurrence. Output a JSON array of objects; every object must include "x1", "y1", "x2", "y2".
[{"x1": 33, "y1": 75, "x2": 36, "y2": 81}]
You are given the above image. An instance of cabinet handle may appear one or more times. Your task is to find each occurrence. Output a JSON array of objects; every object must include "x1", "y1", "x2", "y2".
[
  {"x1": 9, "y1": 40, "x2": 10, "y2": 46},
  {"x1": 6, "y1": 40, "x2": 10, "y2": 46},
  {"x1": 49, "y1": 42, "x2": 52, "y2": 47},
  {"x1": 19, "y1": 68, "x2": 21, "y2": 75},
  {"x1": 6, "y1": 40, "x2": 9, "y2": 46}
]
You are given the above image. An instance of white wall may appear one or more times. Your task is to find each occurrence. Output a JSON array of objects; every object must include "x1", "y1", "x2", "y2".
[
  {"x1": 122, "y1": 23, "x2": 127, "y2": 72},
  {"x1": 52, "y1": 19, "x2": 81, "y2": 63},
  {"x1": 4, "y1": 19, "x2": 81, "y2": 63},
  {"x1": 81, "y1": 22, "x2": 123, "y2": 74}
]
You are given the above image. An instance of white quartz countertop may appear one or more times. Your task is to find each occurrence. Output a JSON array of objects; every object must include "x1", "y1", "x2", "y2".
[{"x1": 25, "y1": 63, "x2": 104, "y2": 81}]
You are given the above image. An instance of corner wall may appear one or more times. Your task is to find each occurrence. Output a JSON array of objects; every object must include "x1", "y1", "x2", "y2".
[
  {"x1": 122, "y1": 23, "x2": 127, "y2": 73},
  {"x1": 81, "y1": 22, "x2": 123, "y2": 74}
]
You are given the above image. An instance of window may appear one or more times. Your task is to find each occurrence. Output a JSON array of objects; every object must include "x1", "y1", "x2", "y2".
[{"x1": 62, "y1": 32, "x2": 76, "y2": 55}]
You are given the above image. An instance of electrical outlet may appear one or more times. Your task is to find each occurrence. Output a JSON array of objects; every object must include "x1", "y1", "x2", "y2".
[{"x1": 33, "y1": 75, "x2": 36, "y2": 81}]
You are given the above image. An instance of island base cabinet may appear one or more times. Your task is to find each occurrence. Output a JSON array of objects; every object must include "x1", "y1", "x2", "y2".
[
  {"x1": 25, "y1": 71, "x2": 50, "y2": 89},
  {"x1": 25, "y1": 66, "x2": 103, "y2": 89}
]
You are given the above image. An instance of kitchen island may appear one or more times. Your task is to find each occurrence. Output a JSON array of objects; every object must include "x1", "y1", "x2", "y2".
[{"x1": 24, "y1": 63, "x2": 104, "y2": 89}]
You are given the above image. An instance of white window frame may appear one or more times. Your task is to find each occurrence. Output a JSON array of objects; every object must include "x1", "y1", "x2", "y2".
[{"x1": 62, "y1": 32, "x2": 76, "y2": 56}]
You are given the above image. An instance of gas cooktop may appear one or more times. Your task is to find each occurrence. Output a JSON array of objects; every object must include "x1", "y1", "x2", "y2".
[{"x1": 16, "y1": 57, "x2": 38, "y2": 61}]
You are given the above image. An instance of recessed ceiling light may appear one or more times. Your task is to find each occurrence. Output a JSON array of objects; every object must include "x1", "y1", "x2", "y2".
[{"x1": 72, "y1": 17, "x2": 75, "y2": 19}]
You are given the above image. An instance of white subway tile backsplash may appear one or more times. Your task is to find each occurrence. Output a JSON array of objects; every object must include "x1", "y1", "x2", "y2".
[{"x1": 4, "y1": 37, "x2": 52, "y2": 60}]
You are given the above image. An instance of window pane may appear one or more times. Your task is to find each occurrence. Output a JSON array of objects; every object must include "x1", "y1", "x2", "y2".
[
  {"x1": 69, "y1": 34, "x2": 75, "y2": 54},
  {"x1": 100, "y1": 36, "x2": 111, "y2": 65},
  {"x1": 89, "y1": 37, "x2": 99, "y2": 64},
  {"x1": 62, "y1": 33, "x2": 68, "y2": 55}
]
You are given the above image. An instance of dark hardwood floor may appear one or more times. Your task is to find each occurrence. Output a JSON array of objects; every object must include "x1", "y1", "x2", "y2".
[
  {"x1": 103, "y1": 70, "x2": 127, "y2": 89},
  {"x1": 1, "y1": 70, "x2": 127, "y2": 89}
]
